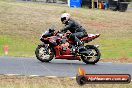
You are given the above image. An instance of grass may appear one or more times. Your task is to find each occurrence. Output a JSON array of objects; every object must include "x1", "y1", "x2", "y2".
[
  {"x1": 0, "y1": 75, "x2": 131, "y2": 88},
  {"x1": 0, "y1": 35, "x2": 37, "y2": 57},
  {"x1": 0, "y1": 1, "x2": 132, "y2": 59}
]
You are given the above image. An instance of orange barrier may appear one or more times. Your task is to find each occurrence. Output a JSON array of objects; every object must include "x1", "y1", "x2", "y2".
[
  {"x1": 99, "y1": 2, "x2": 104, "y2": 9},
  {"x1": 4, "y1": 45, "x2": 9, "y2": 55}
]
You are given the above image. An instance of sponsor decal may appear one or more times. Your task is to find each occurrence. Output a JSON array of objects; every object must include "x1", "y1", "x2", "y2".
[{"x1": 76, "y1": 67, "x2": 131, "y2": 85}]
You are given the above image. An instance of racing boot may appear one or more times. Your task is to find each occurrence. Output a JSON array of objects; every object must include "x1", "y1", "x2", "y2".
[
  {"x1": 77, "y1": 44, "x2": 86, "y2": 53},
  {"x1": 70, "y1": 45, "x2": 77, "y2": 55},
  {"x1": 76, "y1": 42, "x2": 94, "y2": 56}
]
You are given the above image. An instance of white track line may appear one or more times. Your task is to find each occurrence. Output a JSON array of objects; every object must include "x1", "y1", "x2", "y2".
[
  {"x1": 4, "y1": 74, "x2": 21, "y2": 76},
  {"x1": 0, "y1": 74, "x2": 76, "y2": 79}
]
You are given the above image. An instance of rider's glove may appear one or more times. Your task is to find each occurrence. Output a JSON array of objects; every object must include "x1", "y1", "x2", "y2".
[{"x1": 58, "y1": 33, "x2": 63, "y2": 37}]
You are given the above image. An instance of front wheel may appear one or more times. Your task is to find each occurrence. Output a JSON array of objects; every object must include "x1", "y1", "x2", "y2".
[
  {"x1": 81, "y1": 45, "x2": 101, "y2": 64},
  {"x1": 35, "y1": 44, "x2": 54, "y2": 62}
]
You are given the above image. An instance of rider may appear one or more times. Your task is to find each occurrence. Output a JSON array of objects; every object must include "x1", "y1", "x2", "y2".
[{"x1": 60, "y1": 13, "x2": 87, "y2": 48}]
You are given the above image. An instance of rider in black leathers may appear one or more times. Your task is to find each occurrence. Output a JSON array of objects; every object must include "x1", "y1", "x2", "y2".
[{"x1": 60, "y1": 13, "x2": 87, "y2": 46}]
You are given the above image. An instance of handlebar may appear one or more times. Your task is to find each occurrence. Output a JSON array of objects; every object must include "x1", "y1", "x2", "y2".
[{"x1": 54, "y1": 31, "x2": 71, "y2": 37}]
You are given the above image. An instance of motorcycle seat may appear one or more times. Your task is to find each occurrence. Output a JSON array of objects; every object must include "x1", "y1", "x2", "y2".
[{"x1": 78, "y1": 34, "x2": 88, "y2": 39}]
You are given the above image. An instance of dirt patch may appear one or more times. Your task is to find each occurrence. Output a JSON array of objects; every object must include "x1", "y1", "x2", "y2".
[
  {"x1": 0, "y1": 75, "x2": 78, "y2": 88},
  {"x1": 0, "y1": 75, "x2": 73, "y2": 84},
  {"x1": 100, "y1": 58, "x2": 132, "y2": 63}
]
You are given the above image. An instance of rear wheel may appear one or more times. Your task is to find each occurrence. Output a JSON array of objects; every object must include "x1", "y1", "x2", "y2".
[
  {"x1": 35, "y1": 44, "x2": 54, "y2": 62},
  {"x1": 81, "y1": 45, "x2": 101, "y2": 64}
]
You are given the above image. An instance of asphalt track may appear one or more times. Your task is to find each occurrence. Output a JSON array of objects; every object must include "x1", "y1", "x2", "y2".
[{"x1": 0, "y1": 56, "x2": 132, "y2": 77}]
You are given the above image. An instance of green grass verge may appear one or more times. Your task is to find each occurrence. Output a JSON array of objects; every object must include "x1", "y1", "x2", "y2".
[
  {"x1": 0, "y1": 1, "x2": 132, "y2": 59},
  {"x1": 0, "y1": 35, "x2": 37, "y2": 57}
]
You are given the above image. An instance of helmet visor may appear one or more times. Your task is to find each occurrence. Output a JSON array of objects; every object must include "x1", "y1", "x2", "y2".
[{"x1": 61, "y1": 17, "x2": 66, "y2": 23}]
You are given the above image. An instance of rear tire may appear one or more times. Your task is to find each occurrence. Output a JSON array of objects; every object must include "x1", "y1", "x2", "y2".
[
  {"x1": 35, "y1": 44, "x2": 54, "y2": 62},
  {"x1": 81, "y1": 45, "x2": 101, "y2": 64}
]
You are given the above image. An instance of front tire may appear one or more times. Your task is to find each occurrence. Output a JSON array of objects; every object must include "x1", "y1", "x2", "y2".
[
  {"x1": 81, "y1": 45, "x2": 101, "y2": 64},
  {"x1": 35, "y1": 44, "x2": 54, "y2": 62}
]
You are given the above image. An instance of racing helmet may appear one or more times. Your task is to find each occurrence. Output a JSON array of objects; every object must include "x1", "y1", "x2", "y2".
[{"x1": 61, "y1": 13, "x2": 71, "y2": 24}]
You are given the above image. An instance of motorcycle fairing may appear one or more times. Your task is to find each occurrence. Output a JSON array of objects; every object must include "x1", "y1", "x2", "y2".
[{"x1": 81, "y1": 34, "x2": 100, "y2": 42}]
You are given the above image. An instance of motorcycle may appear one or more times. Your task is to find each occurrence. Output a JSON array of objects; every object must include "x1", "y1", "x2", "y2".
[{"x1": 35, "y1": 28, "x2": 101, "y2": 64}]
